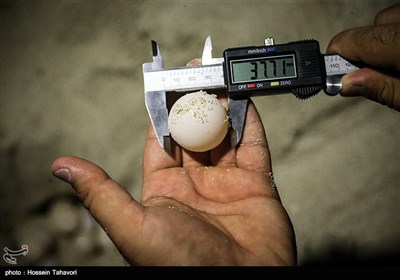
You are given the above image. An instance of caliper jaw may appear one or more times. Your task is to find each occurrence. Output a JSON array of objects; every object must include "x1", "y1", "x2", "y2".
[
  {"x1": 228, "y1": 98, "x2": 248, "y2": 148},
  {"x1": 202, "y1": 36, "x2": 248, "y2": 148},
  {"x1": 143, "y1": 41, "x2": 171, "y2": 154}
]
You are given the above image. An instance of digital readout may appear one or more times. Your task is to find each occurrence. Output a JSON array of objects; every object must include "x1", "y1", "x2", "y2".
[{"x1": 231, "y1": 55, "x2": 296, "y2": 83}]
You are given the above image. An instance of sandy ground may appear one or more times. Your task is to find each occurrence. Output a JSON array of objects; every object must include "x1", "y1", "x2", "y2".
[{"x1": 1, "y1": 0, "x2": 399, "y2": 266}]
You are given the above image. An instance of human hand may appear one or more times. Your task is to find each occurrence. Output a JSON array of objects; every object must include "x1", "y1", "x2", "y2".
[
  {"x1": 51, "y1": 97, "x2": 296, "y2": 266},
  {"x1": 326, "y1": 4, "x2": 400, "y2": 111}
]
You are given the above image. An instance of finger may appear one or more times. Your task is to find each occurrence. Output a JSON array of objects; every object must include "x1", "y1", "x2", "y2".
[
  {"x1": 210, "y1": 132, "x2": 237, "y2": 167},
  {"x1": 143, "y1": 123, "x2": 182, "y2": 176},
  {"x1": 181, "y1": 149, "x2": 211, "y2": 168},
  {"x1": 341, "y1": 68, "x2": 400, "y2": 111},
  {"x1": 375, "y1": 4, "x2": 400, "y2": 25},
  {"x1": 198, "y1": 100, "x2": 280, "y2": 202},
  {"x1": 186, "y1": 58, "x2": 202, "y2": 66},
  {"x1": 209, "y1": 94, "x2": 237, "y2": 167},
  {"x1": 326, "y1": 24, "x2": 400, "y2": 70},
  {"x1": 199, "y1": 167, "x2": 274, "y2": 202},
  {"x1": 236, "y1": 100, "x2": 271, "y2": 173},
  {"x1": 51, "y1": 156, "x2": 144, "y2": 253}
]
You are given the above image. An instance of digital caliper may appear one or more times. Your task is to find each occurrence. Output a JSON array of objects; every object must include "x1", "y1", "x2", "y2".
[{"x1": 143, "y1": 36, "x2": 359, "y2": 153}]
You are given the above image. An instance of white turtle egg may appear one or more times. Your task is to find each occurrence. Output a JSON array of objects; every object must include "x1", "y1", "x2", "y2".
[{"x1": 168, "y1": 90, "x2": 229, "y2": 152}]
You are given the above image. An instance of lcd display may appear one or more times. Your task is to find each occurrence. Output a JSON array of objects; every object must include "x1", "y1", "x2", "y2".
[{"x1": 231, "y1": 55, "x2": 296, "y2": 83}]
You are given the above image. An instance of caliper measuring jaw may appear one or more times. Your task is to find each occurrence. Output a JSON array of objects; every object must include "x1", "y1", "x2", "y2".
[
  {"x1": 143, "y1": 37, "x2": 248, "y2": 153},
  {"x1": 143, "y1": 41, "x2": 171, "y2": 154}
]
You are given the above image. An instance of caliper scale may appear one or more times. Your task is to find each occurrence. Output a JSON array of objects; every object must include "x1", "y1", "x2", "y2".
[{"x1": 143, "y1": 36, "x2": 359, "y2": 152}]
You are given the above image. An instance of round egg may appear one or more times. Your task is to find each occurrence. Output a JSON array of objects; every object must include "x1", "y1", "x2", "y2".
[{"x1": 168, "y1": 90, "x2": 230, "y2": 152}]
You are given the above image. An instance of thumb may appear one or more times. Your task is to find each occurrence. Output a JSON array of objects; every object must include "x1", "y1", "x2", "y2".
[
  {"x1": 51, "y1": 156, "x2": 144, "y2": 260},
  {"x1": 341, "y1": 68, "x2": 400, "y2": 111}
]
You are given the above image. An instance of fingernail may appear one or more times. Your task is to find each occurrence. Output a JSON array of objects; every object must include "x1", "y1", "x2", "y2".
[
  {"x1": 54, "y1": 168, "x2": 72, "y2": 183},
  {"x1": 342, "y1": 84, "x2": 364, "y2": 97},
  {"x1": 341, "y1": 74, "x2": 363, "y2": 96},
  {"x1": 186, "y1": 58, "x2": 202, "y2": 66}
]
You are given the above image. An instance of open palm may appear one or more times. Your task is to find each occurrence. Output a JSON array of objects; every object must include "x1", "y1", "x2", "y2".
[{"x1": 52, "y1": 100, "x2": 296, "y2": 266}]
